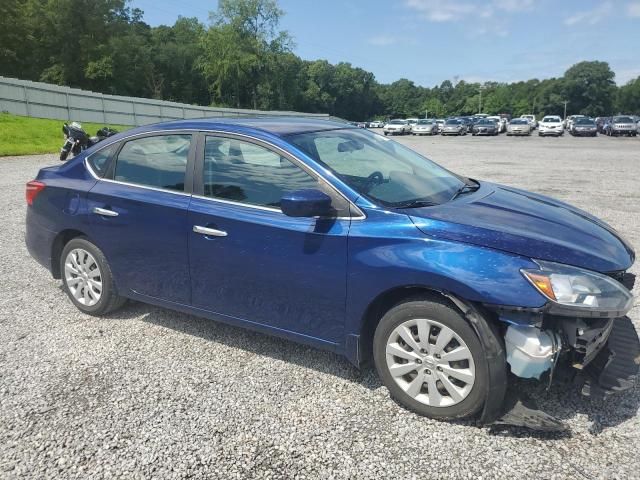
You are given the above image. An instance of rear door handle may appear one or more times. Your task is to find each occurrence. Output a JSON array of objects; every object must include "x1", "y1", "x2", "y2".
[
  {"x1": 193, "y1": 225, "x2": 227, "y2": 237},
  {"x1": 92, "y1": 207, "x2": 119, "y2": 217}
]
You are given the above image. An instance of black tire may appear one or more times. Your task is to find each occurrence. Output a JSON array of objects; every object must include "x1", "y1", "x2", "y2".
[
  {"x1": 60, "y1": 237, "x2": 126, "y2": 316},
  {"x1": 373, "y1": 297, "x2": 491, "y2": 420}
]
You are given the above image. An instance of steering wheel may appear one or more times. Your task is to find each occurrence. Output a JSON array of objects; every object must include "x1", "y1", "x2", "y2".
[{"x1": 364, "y1": 171, "x2": 384, "y2": 192}]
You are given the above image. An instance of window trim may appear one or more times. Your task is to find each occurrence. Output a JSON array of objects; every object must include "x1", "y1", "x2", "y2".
[
  {"x1": 86, "y1": 130, "x2": 196, "y2": 195},
  {"x1": 195, "y1": 131, "x2": 365, "y2": 220},
  {"x1": 85, "y1": 128, "x2": 365, "y2": 219}
]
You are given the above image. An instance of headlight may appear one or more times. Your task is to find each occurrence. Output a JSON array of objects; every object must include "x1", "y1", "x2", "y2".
[{"x1": 521, "y1": 260, "x2": 633, "y2": 312}]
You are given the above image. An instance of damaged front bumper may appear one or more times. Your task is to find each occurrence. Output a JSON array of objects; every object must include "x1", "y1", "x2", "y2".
[{"x1": 462, "y1": 271, "x2": 639, "y2": 431}]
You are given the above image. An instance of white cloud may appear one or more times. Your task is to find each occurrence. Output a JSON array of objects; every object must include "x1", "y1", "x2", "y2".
[
  {"x1": 367, "y1": 35, "x2": 398, "y2": 46},
  {"x1": 564, "y1": 2, "x2": 612, "y2": 26},
  {"x1": 628, "y1": 2, "x2": 640, "y2": 17},
  {"x1": 404, "y1": 0, "x2": 483, "y2": 22},
  {"x1": 495, "y1": 0, "x2": 535, "y2": 12}
]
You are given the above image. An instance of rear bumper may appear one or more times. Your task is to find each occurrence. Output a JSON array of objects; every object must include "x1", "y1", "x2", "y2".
[{"x1": 25, "y1": 209, "x2": 56, "y2": 273}]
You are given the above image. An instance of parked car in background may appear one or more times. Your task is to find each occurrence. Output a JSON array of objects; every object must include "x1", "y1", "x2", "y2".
[
  {"x1": 369, "y1": 120, "x2": 384, "y2": 128},
  {"x1": 487, "y1": 116, "x2": 506, "y2": 133},
  {"x1": 25, "y1": 117, "x2": 638, "y2": 427},
  {"x1": 406, "y1": 118, "x2": 419, "y2": 130},
  {"x1": 435, "y1": 119, "x2": 445, "y2": 133},
  {"x1": 607, "y1": 116, "x2": 638, "y2": 137},
  {"x1": 441, "y1": 118, "x2": 467, "y2": 136},
  {"x1": 472, "y1": 118, "x2": 499, "y2": 136},
  {"x1": 411, "y1": 119, "x2": 439, "y2": 136},
  {"x1": 507, "y1": 118, "x2": 532, "y2": 136},
  {"x1": 459, "y1": 117, "x2": 474, "y2": 133},
  {"x1": 520, "y1": 115, "x2": 537, "y2": 129},
  {"x1": 570, "y1": 117, "x2": 598, "y2": 137},
  {"x1": 538, "y1": 116, "x2": 564, "y2": 137},
  {"x1": 595, "y1": 117, "x2": 610, "y2": 134},
  {"x1": 383, "y1": 119, "x2": 410, "y2": 136},
  {"x1": 565, "y1": 115, "x2": 585, "y2": 131}
]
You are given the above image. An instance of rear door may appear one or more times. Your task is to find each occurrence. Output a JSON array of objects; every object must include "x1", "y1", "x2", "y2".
[
  {"x1": 87, "y1": 132, "x2": 195, "y2": 303},
  {"x1": 187, "y1": 133, "x2": 352, "y2": 344}
]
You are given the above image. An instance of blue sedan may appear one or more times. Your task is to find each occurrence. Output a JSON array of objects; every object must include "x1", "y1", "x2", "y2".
[{"x1": 25, "y1": 118, "x2": 637, "y2": 426}]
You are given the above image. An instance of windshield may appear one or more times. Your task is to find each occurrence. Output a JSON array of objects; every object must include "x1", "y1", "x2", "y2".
[
  {"x1": 445, "y1": 119, "x2": 460, "y2": 125},
  {"x1": 477, "y1": 119, "x2": 492, "y2": 125},
  {"x1": 288, "y1": 129, "x2": 465, "y2": 207},
  {"x1": 614, "y1": 116, "x2": 633, "y2": 123},
  {"x1": 389, "y1": 120, "x2": 406, "y2": 125},
  {"x1": 417, "y1": 119, "x2": 432, "y2": 125},
  {"x1": 575, "y1": 118, "x2": 595, "y2": 125},
  {"x1": 543, "y1": 117, "x2": 561, "y2": 123},
  {"x1": 511, "y1": 119, "x2": 527, "y2": 124}
]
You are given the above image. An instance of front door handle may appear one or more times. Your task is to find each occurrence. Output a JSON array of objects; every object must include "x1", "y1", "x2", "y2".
[
  {"x1": 93, "y1": 207, "x2": 119, "y2": 217},
  {"x1": 193, "y1": 225, "x2": 227, "y2": 237}
]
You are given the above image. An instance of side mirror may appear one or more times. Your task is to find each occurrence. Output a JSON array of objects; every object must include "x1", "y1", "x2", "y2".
[{"x1": 281, "y1": 189, "x2": 333, "y2": 218}]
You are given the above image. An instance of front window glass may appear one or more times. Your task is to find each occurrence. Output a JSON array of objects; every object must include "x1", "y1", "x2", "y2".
[
  {"x1": 114, "y1": 135, "x2": 190, "y2": 191},
  {"x1": 575, "y1": 118, "x2": 595, "y2": 125},
  {"x1": 543, "y1": 117, "x2": 560, "y2": 123},
  {"x1": 203, "y1": 136, "x2": 349, "y2": 215},
  {"x1": 288, "y1": 129, "x2": 464, "y2": 207},
  {"x1": 389, "y1": 120, "x2": 406, "y2": 125},
  {"x1": 614, "y1": 116, "x2": 633, "y2": 123},
  {"x1": 417, "y1": 119, "x2": 432, "y2": 125},
  {"x1": 445, "y1": 119, "x2": 460, "y2": 125}
]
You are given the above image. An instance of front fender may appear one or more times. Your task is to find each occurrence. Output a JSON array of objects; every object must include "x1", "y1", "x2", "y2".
[{"x1": 346, "y1": 209, "x2": 547, "y2": 336}]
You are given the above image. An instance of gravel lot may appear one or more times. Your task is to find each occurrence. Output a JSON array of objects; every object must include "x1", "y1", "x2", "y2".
[{"x1": 1, "y1": 134, "x2": 639, "y2": 479}]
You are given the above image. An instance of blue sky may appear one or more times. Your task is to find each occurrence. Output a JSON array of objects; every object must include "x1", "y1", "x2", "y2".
[{"x1": 130, "y1": 0, "x2": 640, "y2": 86}]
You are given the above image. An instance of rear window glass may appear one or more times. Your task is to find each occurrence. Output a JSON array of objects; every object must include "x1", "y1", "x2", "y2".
[
  {"x1": 87, "y1": 144, "x2": 117, "y2": 177},
  {"x1": 114, "y1": 134, "x2": 191, "y2": 192}
]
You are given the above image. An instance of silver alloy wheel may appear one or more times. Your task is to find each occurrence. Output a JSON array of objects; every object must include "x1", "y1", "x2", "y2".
[
  {"x1": 64, "y1": 248, "x2": 102, "y2": 307},
  {"x1": 385, "y1": 318, "x2": 476, "y2": 407}
]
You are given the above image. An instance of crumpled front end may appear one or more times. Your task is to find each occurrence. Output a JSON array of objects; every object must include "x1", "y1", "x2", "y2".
[{"x1": 482, "y1": 269, "x2": 638, "y2": 431}]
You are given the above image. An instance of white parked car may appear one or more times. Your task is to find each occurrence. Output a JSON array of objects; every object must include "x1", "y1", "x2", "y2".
[
  {"x1": 538, "y1": 116, "x2": 564, "y2": 137},
  {"x1": 520, "y1": 115, "x2": 537, "y2": 129},
  {"x1": 383, "y1": 119, "x2": 410, "y2": 135},
  {"x1": 507, "y1": 118, "x2": 532, "y2": 136},
  {"x1": 411, "y1": 119, "x2": 439, "y2": 135},
  {"x1": 435, "y1": 119, "x2": 445, "y2": 133},
  {"x1": 406, "y1": 118, "x2": 419, "y2": 130},
  {"x1": 369, "y1": 120, "x2": 384, "y2": 128},
  {"x1": 487, "y1": 116, "x2": 504, "y2": 133}
]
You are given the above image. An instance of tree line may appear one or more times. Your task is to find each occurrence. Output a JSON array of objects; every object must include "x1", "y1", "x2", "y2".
[{"x1": 1, "y1": 0, "x2": 639, "y2": 121}]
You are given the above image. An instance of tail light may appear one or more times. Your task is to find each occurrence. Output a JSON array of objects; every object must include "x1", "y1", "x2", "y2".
[{"x1": 26, "y1": 181, "x2": 46, "y2": 206}]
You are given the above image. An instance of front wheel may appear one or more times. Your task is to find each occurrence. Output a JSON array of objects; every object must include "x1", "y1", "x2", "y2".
[
  {"x1": 373, "y1": 298, "x2": 489, "y2": 420},
  {"x1": 61, "y1": 238, "x2": 126, "y2": 316}
]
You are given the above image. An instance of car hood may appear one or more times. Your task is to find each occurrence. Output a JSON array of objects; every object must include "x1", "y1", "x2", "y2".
[{"x1": 406, "y1": 182, "x2": 635, "y2": 272}]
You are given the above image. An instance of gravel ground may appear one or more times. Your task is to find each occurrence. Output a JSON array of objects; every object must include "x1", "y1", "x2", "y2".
[{"x1": 1, "y1": 134, "x2": 639, "y2": 479}]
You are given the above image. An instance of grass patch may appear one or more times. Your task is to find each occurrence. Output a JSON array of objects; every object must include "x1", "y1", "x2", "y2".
[{"x1": 0, "y1": 113, "x2": 131, "y2": 156}]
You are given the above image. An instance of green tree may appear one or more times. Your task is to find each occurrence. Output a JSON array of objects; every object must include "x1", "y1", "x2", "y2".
[{"x1": 562, "y1": 61, "x2": 615, "y2": 116}]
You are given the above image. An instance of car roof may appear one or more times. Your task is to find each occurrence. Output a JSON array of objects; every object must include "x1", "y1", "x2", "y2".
[{"x1": 120, "y1": 117, "x2": 356, "y2": 138}]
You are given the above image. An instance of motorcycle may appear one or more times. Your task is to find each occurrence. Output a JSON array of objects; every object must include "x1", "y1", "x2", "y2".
[{"x1": 60, "y1": 122, "x2": 118, "y2": 161}]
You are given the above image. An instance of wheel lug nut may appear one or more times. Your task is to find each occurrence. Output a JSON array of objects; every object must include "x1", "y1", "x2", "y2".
[
  {"x1": 425, "y1": 369, "x2": 431, "y2": 375},
  {"x1": 420, "y1": 349, "x2": 427, "y2": 354},
  {"x1": 416, "y1": 359, "x2": 422, "y2": 364},
  {"x1": 437, "y1": 366, "x2": 443, "y2": 371},
  {"x1": 434, "y1": 354, "x2": 441, "y2": 359}
]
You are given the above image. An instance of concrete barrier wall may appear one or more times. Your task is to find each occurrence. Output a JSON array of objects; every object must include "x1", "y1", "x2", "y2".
[{"x1": 0, "y1": 76, "x2": 328, "y2": 126}]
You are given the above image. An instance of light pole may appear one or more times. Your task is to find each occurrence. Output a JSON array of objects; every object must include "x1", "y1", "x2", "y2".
[
  {"x1": 562, "y1": 101, "x2": 568, "y2": 120},
  {"x1": 478, "y1": 85, "x2": 486, "y2": 114}
]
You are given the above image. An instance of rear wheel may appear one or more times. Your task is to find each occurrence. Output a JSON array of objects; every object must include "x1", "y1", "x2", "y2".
[
  {"x1": 373, "y1": 298, "x2": 489, "y2": 420},
  {"x1": 61, "y1": 238, "x2": 126, "y2": 316}
]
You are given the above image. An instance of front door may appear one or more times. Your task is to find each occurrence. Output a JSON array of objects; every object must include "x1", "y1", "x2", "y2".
[{"x1": 188, "y1": 134, "x2": 351, "y2": 344}]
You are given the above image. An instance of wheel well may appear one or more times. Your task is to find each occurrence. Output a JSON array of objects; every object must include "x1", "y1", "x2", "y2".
[
  {"x1": 358, "y1": 286, "x2": 455, "y2": 365},
  {"x1": 50, "y1": 229, "x2": 86, "y2": 279}
]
